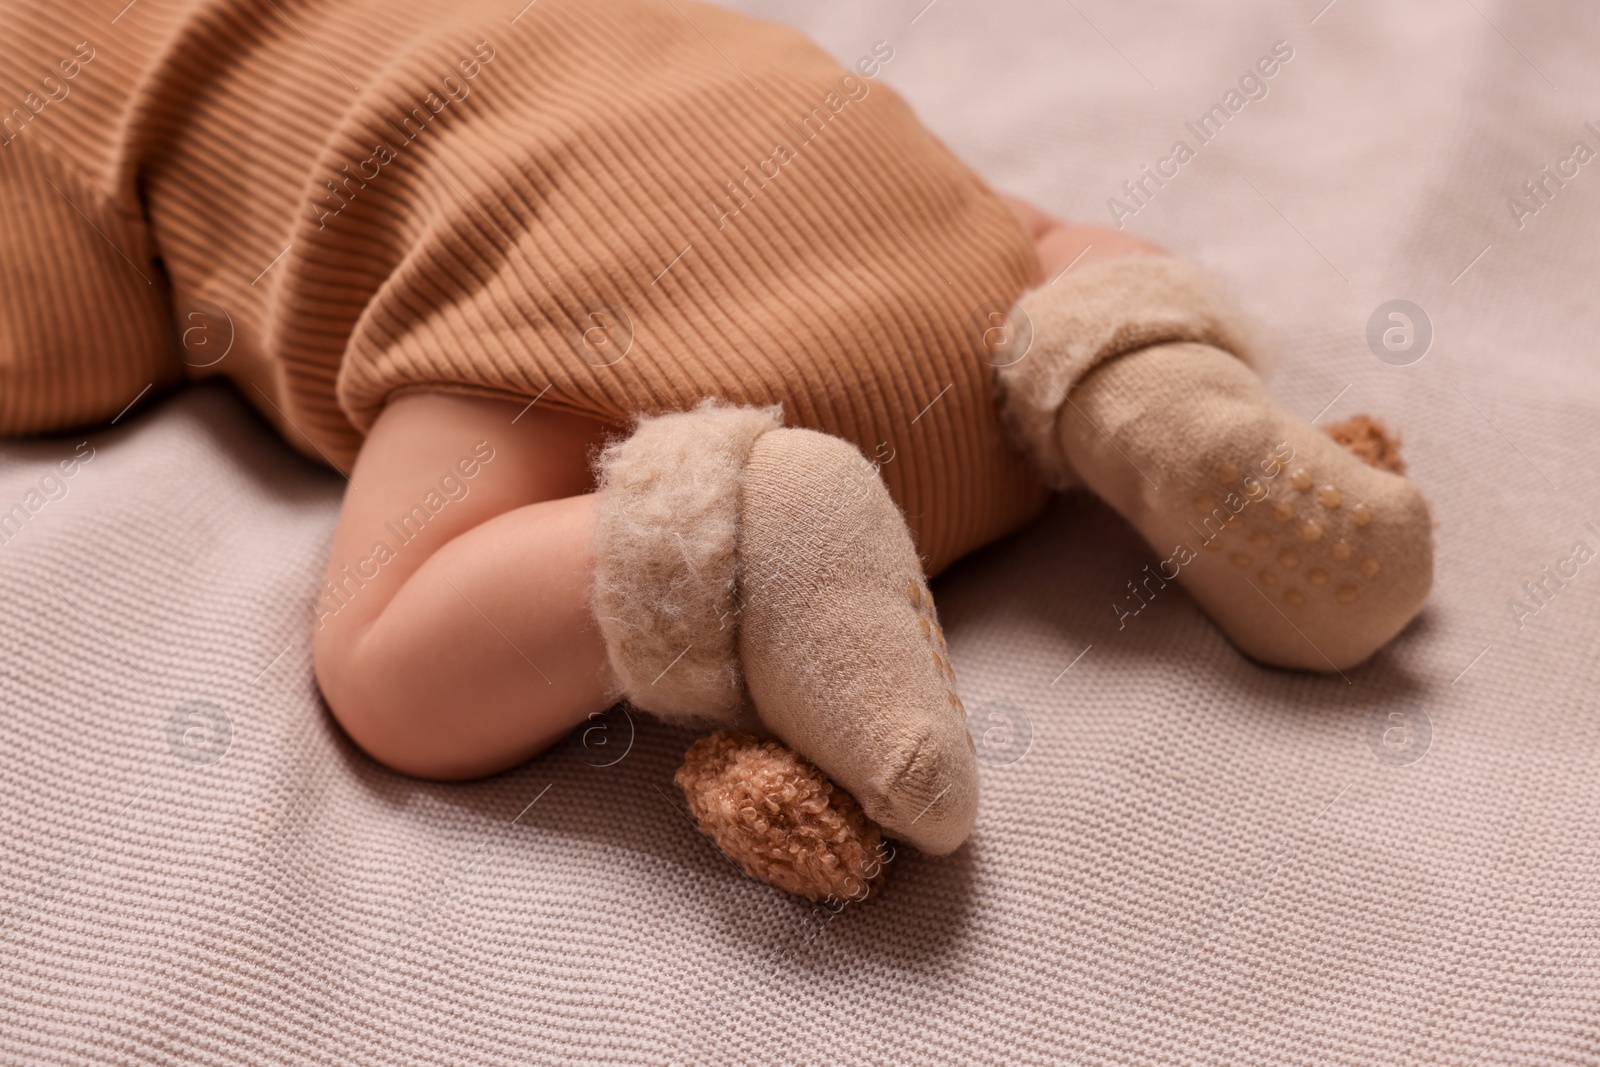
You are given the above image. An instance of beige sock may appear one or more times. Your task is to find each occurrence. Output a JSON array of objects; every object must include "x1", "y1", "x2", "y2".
[
  {"x1": 590, "y1": 398, "x2": 978, "y2": 862},
  {"x1": 996, "y1": 257, "x2": 1433, "y2": 671},
  {"x1": 735, "y1": 426, "x2": 978, "y2": 856}
]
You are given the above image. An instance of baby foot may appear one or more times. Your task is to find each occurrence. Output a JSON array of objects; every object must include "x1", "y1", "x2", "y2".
[
  {"x1": 736, "y1": 426, "x2": 979, "y2": 855},
  {"x1": 996, "y1": 256, "x2": 1433, "y2": 671},
  {"x1": 1059, "y1": 340, "x2": 1433, "y2": 671},
  {"x1": 589, "y1": 398, "x2": 978, "y2": 866}
]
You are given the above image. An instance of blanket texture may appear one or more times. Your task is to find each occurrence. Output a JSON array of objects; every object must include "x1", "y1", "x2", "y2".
[{"x1": 4, "y1": 0, "x2": 1600, "y2": 1064}]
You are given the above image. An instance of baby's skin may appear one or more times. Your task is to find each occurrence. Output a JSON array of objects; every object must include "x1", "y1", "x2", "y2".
[{"x1": 311, "y1": 200, "x2": 1154, "y2": 780}]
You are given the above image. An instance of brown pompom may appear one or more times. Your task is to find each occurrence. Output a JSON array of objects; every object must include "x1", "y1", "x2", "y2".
[
  {"x1": 1323, "y1": 413, "x2": 1407, "y2": 475},
  {"x1": 674, "y1": 731, "x2": 890, "y2": 903}
]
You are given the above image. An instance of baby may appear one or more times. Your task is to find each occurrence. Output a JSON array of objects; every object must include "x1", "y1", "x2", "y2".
[{"x1": 1, "y1": 0, "x2": 1430, "y2": 897}]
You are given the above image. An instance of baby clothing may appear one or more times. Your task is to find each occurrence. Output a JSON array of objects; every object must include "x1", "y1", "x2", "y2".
[{"x1": 0, "y1": 0, "x2": 1045, "y2": 576}]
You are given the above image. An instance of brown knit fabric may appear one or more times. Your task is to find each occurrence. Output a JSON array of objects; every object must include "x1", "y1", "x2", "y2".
[
  {"x1": 1323, "y1": 414, "x2": 1407, "y2": 475},
  {"x1": 675, "y1": 731, "x2": 889, "y2": 904},
  {"x1": 0, "y1": 0, "x2": 1046, "y2": 576}
]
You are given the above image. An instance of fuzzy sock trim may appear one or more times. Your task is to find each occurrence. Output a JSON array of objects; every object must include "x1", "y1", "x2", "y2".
[
  {"x1": 590, "y1": 397, "x2": 783, "y2": 725},
  {"x1": 993, "y1": 255, "x2": 1265, "y2": 491}
]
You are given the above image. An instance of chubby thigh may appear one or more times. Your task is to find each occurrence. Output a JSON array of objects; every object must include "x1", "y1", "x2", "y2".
[
  {"x1": 311, "y1": 392, "x2": 615, "y2": 778},
  {"x1": 315, "y1": 392, "x2": 607, "y2": 636}
]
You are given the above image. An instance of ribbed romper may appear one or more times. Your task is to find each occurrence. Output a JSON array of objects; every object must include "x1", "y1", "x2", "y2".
[{"x1": 0, "y1": 0, "x2": 1049, "y2": 575}]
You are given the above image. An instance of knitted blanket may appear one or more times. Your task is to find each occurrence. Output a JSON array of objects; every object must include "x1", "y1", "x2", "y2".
[{"x1": 3, "y1": 1, "x2": 1598, "y2": 1063}]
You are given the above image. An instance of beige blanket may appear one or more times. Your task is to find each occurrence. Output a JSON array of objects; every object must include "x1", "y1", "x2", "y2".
[{"x1": 3, "y1": 1, "x2": 1598, "y2": 1063}]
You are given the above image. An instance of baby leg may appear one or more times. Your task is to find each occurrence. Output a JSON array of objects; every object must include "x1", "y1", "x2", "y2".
[
  {"x1": 312, "y1": 392, "x2": 614, "y2": 780},
  {"x1": 995, "y1": 252, "x2": 1433, "y2": 671},
  {"x1": 315, "y1": 389, "x2": 973, "y2": 891},
  {"x1": 589, "y1": 399, "x2": 979, "y2": 858}
]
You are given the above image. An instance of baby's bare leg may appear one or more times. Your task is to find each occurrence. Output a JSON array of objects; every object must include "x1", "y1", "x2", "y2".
[{"x1": 312, "y1": 392, "x2": 614, "y2": 780}]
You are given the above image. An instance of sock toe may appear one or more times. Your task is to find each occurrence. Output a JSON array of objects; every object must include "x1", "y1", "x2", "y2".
[{"x1": 1177, "y1": 423, "x2": 1433, "y2": 670}]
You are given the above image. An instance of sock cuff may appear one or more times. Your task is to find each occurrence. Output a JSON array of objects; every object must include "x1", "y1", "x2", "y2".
[
  {"x1": 590, "y1": 397, "x2": 784, "y2": 724},
  {"x1": 992, "y1": 254, "x2": 1265, "y2": 491}
]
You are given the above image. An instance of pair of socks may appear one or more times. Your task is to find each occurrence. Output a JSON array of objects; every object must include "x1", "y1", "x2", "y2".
[{"x1": 588, "y1": 254, "x2": 1434, "y2": 900}]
